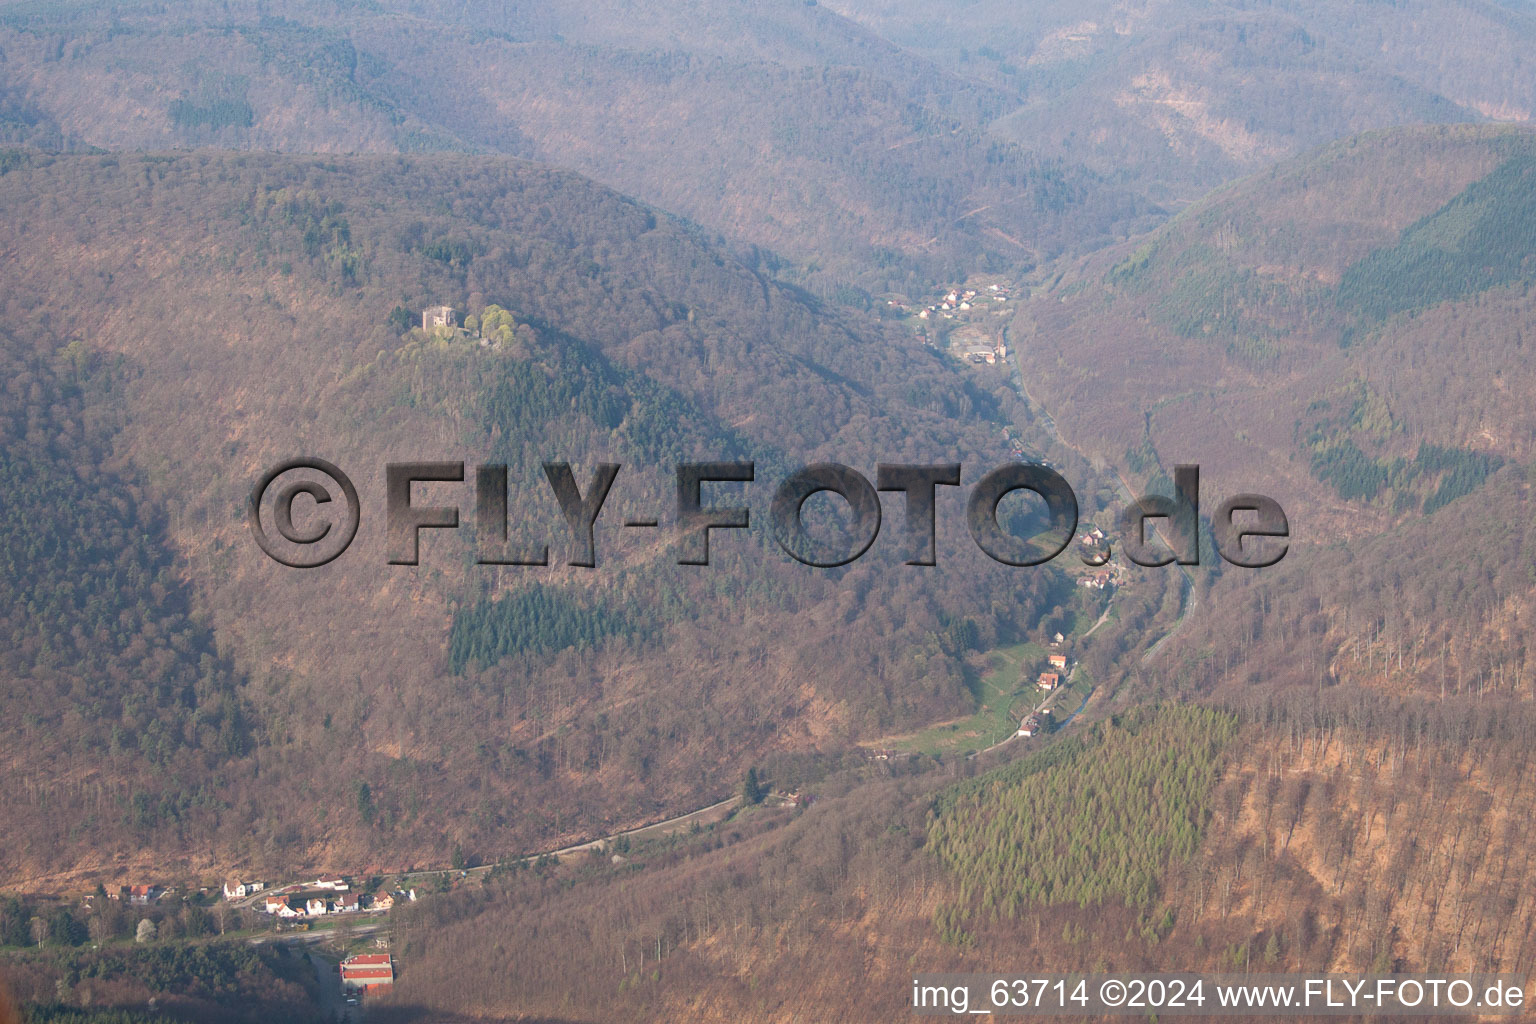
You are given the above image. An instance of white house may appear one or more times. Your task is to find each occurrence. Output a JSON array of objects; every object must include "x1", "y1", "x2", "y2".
[
  {"x1": 306, "y1": 897, "x2": 331, "y2": 916},
  {"x1": 314, "y1": 874, "x2": 349, "y2": 891},
  {"x1": 273, "y1": 900, "x2": 303, "y2": 920}
]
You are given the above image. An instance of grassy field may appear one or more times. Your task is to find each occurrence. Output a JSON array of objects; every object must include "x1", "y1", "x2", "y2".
[{"x1": 892, "y1": 640, "x2": 1054, "y2": 756}]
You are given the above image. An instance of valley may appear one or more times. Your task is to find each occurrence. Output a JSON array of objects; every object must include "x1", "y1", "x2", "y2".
[{"x1": 2, "y1": 2, "x2": 1536, "y2": 1022}]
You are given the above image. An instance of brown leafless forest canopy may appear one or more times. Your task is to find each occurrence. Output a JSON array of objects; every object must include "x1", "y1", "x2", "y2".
[{"x1": 3, "y1": 1, "x2": 1536, "y2": 1021}]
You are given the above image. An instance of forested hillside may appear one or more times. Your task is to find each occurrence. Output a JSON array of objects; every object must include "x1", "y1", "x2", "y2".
[
  {"x1": 362, "y1": 692, "x2": 1536, "y2": 1022},
  {"x1": 4, "y1": 2, "x2": 1536, "y2": 1020},
  {"x1": 0, "y1": 149, "x2": 1080, "y2": 884},
  {"x1": 0, "y1": 941, "x2": 320, "y2": 1023},
  {"x1": 1003, "y1": 122, "x2": 1536, "y2": 723},
  {"x1": 930, "y1": 706, "x2": 1236, "y2": 915},
  {"x1": 0, "y1": 326, "x2": 251, "y2": 868},
  {"x1": 1010, "y1": 124, "x2": 1536, "y2": 525}
]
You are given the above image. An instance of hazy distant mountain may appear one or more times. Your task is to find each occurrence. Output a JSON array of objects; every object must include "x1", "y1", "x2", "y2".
[
  {"x1": 8, "y1": 0, "x2": 1530, "y2": 278},
  {"x1": 829, "y1": 0, "x2": 1535, "y2": 201},
  {"x1": 0, "y1": 0, "x2": 1153, "y2": 285}
]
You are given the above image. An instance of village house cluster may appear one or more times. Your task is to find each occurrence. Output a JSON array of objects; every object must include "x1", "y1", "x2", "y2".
[
  {"x1": 1017, "y1": 635, "x2": 1072, "y2": 740},
  {"x1": 890, "y1": 282, "x2": 1014, "y2": 368},
  {"x1": 115, "y1": 884, "x2": 165, "y2": 904},
  {"x1": 916, "y1": 283, "x2": 1012, "y2": 322},
  {"x1": 1076, "y1": 527, "x2": 1130, "y2": 589},
  {"x1": 1036, "y1": 650, "x2": 1070, "y2": 692},
  {"x1": 249, "y1": 874, "x2": 408, "y2": 920},
  {"x1": 108, "y1": 873, "x2": 407, "y2": 919}
]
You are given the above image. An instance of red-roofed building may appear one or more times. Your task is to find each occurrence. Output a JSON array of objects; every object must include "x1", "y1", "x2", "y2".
[{"x1": 341, "y1": 953, "x2": 394, "y2": 991}]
